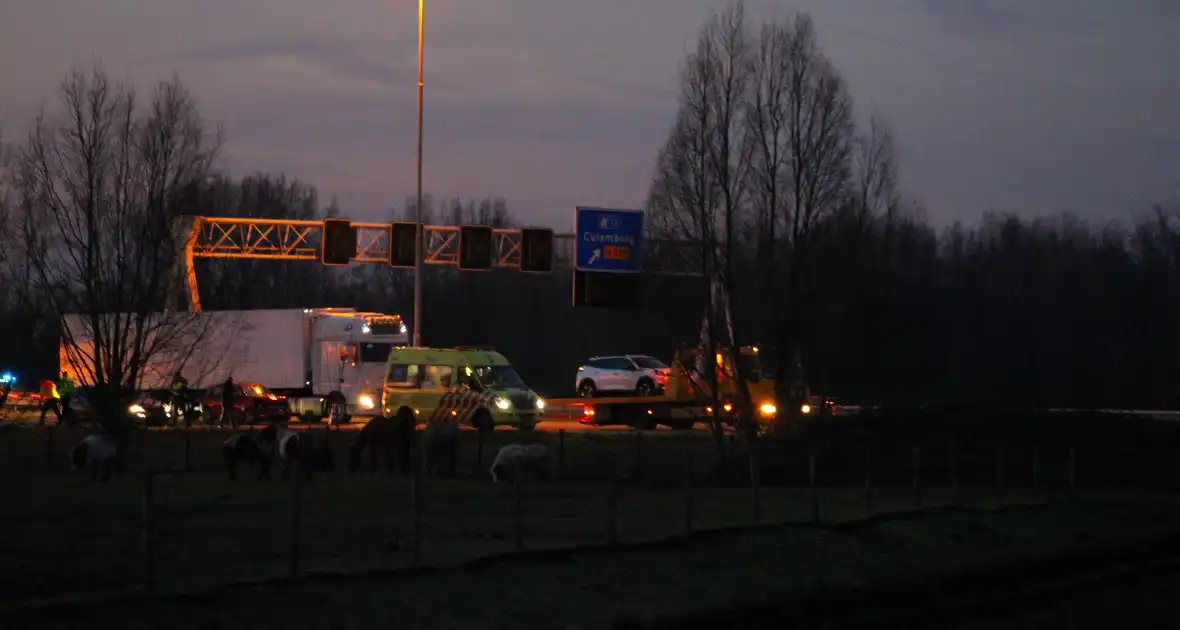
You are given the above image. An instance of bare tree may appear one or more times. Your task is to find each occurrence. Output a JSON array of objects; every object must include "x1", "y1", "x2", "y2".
[
  {"x1": 744, "y1": 12, "x2": 855, "y2": 431},
  {"x1": 10, "y1": 65, "x2": 223, "y2": 427},
  {"x1": 648, "y1": 1, "x2": 758, "y2": 450}
]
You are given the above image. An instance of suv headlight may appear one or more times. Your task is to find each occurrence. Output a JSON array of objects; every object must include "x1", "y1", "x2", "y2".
[{"x1": 495, "y1": 397, "x2": 512, "y2": 411}]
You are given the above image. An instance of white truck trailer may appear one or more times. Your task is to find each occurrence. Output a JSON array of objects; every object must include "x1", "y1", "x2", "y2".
[{"x1": 60, "y1": 308, "x2": 409, "y2": 422}]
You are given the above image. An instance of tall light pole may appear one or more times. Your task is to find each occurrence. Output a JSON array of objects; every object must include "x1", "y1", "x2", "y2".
[{"x1": 412, "y1": 0, "x2": 425, "y2": 347}]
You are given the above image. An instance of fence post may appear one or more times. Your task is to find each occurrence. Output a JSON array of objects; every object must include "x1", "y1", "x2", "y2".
[
  {"x1": 995, "y1": 446, "x2": 1006, "y2": 491},
  {"x1": 606, "y1": 455, "x2": 618, "y2": 546},
  {"x1": 558, "y1": 429, "x2": 566, "y2": 473},
  {"x1": 864, "y1": 444, "x2": 873, "y2": 514},
  {"x1": 44, "y1": 426, "x2": 54, "y2": 467},
  {"x1": 1032, "y1": 445, "x2": 1041, "y2": 495},
  {"x1": 476, "y1": 430, "x2": 484, "y2": 470},
  {"x1": 683, "y1": 448, "x2": 693, "y2": 536},
  {"x1": 183, "y1": 430, "x2": 192, "y2": 472},
  {"x1": 141, "y1": 470, "x2": 155, "y2": 593},
  {"x1": 912, "y1": 444, "x2": 922, "y2": 508},
  {"x1": 1068, "y1": 446, "x2": 1077, "y2": 493},
  {"x1": 411, "y1": 459, "x2": 422, "y2": 566},
  {"x1": 950, "y1": 439, "x2": 960, "y2": 508},
  {"x1": 749, "y1": 446, "x2": 761, "y2": 524},
  {"x1": 513, "y1": 457, "x2": 524, "y2": 552},
  {"x1": 633, "y1": 430, "x2": 644, "y2": 482},
  {"x1": 809, "y1": 447, "x2": 819, "y2": 524},
  {"x1": 290, "y1": 465, "x2": 303, "y2": 578}
]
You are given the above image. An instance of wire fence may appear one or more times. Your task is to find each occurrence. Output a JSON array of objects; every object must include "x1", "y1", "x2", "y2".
[{"x1": 0, "y1": 422, "x2": 1108, "y2": 606}]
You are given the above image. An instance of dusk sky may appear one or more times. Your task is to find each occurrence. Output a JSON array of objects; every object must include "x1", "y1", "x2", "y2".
[{"x1": 1, "y1": 0, "x2": 1176, "y2": 228}]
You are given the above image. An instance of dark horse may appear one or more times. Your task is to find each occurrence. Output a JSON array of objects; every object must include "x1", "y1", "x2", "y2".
[
  {"x1": 348, "y1": 414, "x2": 416, "y2": 475},
  {"x1": 277, "y1": 429, "x2": 335, "y2": 481},
  {"x1": 222, "y1": 429, "x2": 274, "y2": 481}
]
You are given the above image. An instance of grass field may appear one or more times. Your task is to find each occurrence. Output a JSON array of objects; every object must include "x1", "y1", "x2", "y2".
[
  {"x1": 2, "y1": 467, "x2": 1045, "y2": 606},
  {"x1": 3, "y1": 412, "x2": 1178, "y2": 625},
  {"x1": 8, "y1": 494, "x2": 1180, "y2": 629}
]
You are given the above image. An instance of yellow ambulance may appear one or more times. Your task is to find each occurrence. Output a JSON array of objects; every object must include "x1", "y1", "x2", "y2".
[{"x1": 381, "y1": 346, "x2": 544, "y2": 431}]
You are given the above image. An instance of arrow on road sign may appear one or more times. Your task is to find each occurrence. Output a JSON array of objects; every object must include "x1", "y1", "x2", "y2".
[{"x1": 589, "y1": 249, "x2": 601, "y2": 264}]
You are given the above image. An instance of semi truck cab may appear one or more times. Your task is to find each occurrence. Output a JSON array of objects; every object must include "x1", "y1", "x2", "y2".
[{"x1": 295, "y1": 309, "x2": 409, "y2": 423}]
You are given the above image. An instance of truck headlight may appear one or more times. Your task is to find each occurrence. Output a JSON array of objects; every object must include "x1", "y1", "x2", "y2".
[
  {"x1": 127, "y1": 403, "x2": 146, "y2": 417},
  {"x1": 495, "y1": 397, "x2": 512, "y2": 411},
  {"x1": 357, "y1": 394, "x2": 375, "y2": 410},
  {"x1": 535, "y1": 398, "x2": 546, "y2": 410}
]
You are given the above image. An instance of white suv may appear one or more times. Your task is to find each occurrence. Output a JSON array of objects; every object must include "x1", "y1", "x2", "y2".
[{"x1": 575, "y1": 355, "x2": 669, "y2": 397}]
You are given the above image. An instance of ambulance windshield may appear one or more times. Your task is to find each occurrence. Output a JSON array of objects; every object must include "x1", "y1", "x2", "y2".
[{"x1": 471, "y1": 365, "x2": 525, "y2": 389}]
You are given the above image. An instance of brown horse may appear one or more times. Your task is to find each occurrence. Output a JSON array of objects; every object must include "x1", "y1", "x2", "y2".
[{"x1": 348, "y1": 414, "x2": 416, "y2": 475}]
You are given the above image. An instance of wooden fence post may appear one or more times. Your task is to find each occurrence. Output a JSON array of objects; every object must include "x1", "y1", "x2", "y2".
[
  {"x1": 606, "y1": 455, "x2": 618, "y2": 546},
  {"x1": 749, "y1": 447, "x2": 761, "y2": 524},
  {"x1": 864, "y1": 445, "x2": 873, "y2": 514},
  {"x1": 996, "y1": 447, "x2": 1006, "y2": 490},
  {"x1": 411, "y1": 459, "x2": 422, "y2": 566},
  {"x1": 43, "y1": 426, "x2": 54, "y2": 467},
  {"x1": 183, "y1": 430, "x2": 192, "y2": 472},
  {"x1": 809, "y1": 447, "x2": 819, "y2": 524},
  {"x1": 950, "y1": 439, "x2": 960, "y2": 508},
  {"x1": 513, "y1": 458, "x2": 524, "y2": 551},
  {"x1": 633, "y1": 430, "x2": 644, "y2": 482},
  {"x1": 912, "y1": 444, "x2": 922, "y2": 508},
  {"x1": 476, "y1": 430, "x2": 484, "y2": 470},
  {"x1": 683, "y1": 448, "x2": 694, "y2": 535},
  {"x1": 558, "y1": 429, "x2": 566, "y2": 473},
  {"x1": 1032, "y1": 446, "x2": 1041, "y2": 493},
  {"x1": 290, "y1": 466, "x2": 303, "y2": 578},
  {"x1": 1068, "y1": 446, "x2": 1077, "y2": 493},
  {"x1": 142, "y1": 470, "x2": 155, "y2": 593}
]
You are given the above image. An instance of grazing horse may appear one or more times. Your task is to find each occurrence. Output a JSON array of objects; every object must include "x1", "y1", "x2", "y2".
[
  {"x1": 222, "y1": 430, "x2": 273, "y2": 481},
  {"x1": 277, "y1": 430, "x2": 335, "y2": 481},
  {"x1": 348, "y1": 415, "x2": 416, "y2": 475},
  {"x1": 71, "y1": 434, "x2": 119, "y2": 482},
  {"x1": 489, "y1": 443, "x2": 551, "y2": 484},
  {"x1": 421, "y1": 418, "x2": 460, "y2": 477}
]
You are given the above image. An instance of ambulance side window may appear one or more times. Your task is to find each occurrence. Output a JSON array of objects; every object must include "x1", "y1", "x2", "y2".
[
  {"x1": 386, "y1": 364, "x2": 421, "y2": 389},
  {"x1": 423, "y1": 365, "x2": 453, "y2": 389}
]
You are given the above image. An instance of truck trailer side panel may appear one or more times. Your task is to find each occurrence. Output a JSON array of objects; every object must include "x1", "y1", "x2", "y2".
[{"x1": 61, "y1": 309, "x2": 308, "y2": 391}]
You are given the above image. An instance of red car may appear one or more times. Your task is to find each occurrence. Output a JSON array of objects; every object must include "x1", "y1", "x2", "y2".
[{"x1": 201, "y1": 382, "x2": 291, "y2": 425}]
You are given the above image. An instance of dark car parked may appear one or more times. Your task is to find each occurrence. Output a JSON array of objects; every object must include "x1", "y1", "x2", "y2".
[{"x1": 200, "y1": 382, "x2": 290, "y2": 425}]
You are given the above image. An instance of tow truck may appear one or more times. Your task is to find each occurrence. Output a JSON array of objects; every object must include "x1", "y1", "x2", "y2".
[{"x1": 564, "y1": 344, "x2": 797, "y2": 431}]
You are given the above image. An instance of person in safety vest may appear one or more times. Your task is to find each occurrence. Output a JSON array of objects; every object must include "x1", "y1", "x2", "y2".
[
  {"x1": 57, "y1": 371, "x2": 75, "y2": 426},
  {"x1": 169, "y1": 371, "x2": 189, "y2": 426},
  {"x1": 39, "y1": 378, "x2": 60, "y2": 425}
]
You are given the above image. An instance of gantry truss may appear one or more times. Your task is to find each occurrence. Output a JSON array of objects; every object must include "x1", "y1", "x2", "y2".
[{"x1": 178, "y1": 216, "x2": 702, "y2": 311}]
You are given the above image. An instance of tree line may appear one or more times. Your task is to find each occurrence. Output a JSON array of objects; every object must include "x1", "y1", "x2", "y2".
[{"x1": 0, "y1": 2, "x2": 1176, "y2": 413}]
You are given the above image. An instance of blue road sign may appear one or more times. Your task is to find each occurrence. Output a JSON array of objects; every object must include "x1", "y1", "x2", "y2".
[{"x1": 575, "y1": 207, "x2": 645, "y2": 273}]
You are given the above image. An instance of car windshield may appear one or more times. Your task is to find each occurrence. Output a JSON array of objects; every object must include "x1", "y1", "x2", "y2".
[
  {"x1": 359, "y1": 342, "x2": 392, "y2": 363},
  {"x1": 472, "y1": 365, "x2": 525, "y2": 389},
  {"x1": 631, "y1": 356, "x2": 667, "y2": 370}
]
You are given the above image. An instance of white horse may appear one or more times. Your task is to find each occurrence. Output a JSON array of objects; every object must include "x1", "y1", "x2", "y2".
[
  {"x1": 71, "y1": 434, "x2": 119, "y2": 482},
  {"x1": 490, "y1": 443, "x2": 550, "y2": 483}
]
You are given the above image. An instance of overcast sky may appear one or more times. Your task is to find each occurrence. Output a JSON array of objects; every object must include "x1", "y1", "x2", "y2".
[{"x1": 1, "y1": 0, "x2": 1176, "y2": 228}]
